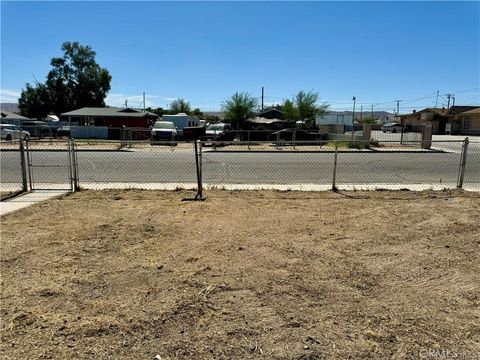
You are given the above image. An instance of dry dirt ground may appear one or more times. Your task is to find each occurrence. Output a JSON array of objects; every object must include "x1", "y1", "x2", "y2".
[{"x1": 1, "y1": 190, "x2": 479, "y2": 359}]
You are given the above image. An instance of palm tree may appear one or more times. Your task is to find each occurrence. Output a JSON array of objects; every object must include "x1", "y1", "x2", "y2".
[
  {"x1": 295, "y1": 90, "x2": 329, "y2": 128},
  {"x1": 221, "y1": 92, "x2": 258, "y2": 129}
]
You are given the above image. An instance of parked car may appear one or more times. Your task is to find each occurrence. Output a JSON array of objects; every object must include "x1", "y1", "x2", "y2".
[
  {"x1": 0, "y1": 124, "x2": 30, "y2": 141},
  {"x1": 21, "y1": 120, "x2": 50, "y2": 138},
  {"x1": 381, "y1": 122, "x2": 404, "y2": 133},
  {"x1": 270, "y1": 128, "x2": 325, "y2": 142},
  {"x1": 203, "y1": 122, "x2": 233, "y2": 141},
  {"x1": 151, "y1": 121, "x2": 177, "y2": 144},
  {"x1": 55, "y1": 125, "x2": 71, "y2": 138}
]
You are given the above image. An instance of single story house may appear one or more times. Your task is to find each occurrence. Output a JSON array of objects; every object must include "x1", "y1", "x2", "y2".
[
  {"x1": 0, "y1": 109, "x2": 31, "y2": 126},
  {"x1": 60, "y1": 107, "x2": 159, "y2": 128},
  {"x1": 316, "y1": 112, "x2": 353, "y2": 127},
  {"x1": 453, "y1": 107, "x2": 480, "y2": 135},
  {"x1": 398, "y1": 108, "x2": 449, "y2": 135},
  {"x1": 398, "y1": 106, "x2": 479, "y2": 135},
  {"x1": 257, "y1": 108, "x2": 284, "y2": 120},
  {"x1": 247, "y1": 116, "x2": 294, "y2": 130}
]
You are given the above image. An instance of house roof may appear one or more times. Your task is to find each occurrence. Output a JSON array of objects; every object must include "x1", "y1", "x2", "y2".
[
  {"x1": 398, "y1": 108, "x2": 448, "y2": 118},
  {"x1": 459, "y1": 107, "x2": 480, "y2": 115},
  {"x1": 0, "y1": 110, "x2": 31, "y2": 120},
  {"x1": 447, "y1": 106, "x2": 478, "y2": 115},
  {"x1": 248, "y1": 116, "x2": 285, "y2": 124},
  {"x1": 257, "y1": 108, "x2": 284, "y2": 119},
  {"x1": 61, "y1": 107, "x2": 158, "y2": 118}
]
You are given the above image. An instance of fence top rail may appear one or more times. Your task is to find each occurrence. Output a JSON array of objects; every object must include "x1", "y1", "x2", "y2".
[{"x1": 200, "y1": 139, "x2": 469, "y2": 145}]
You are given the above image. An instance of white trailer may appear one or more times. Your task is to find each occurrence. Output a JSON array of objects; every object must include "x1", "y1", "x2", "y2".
[
  {"x1": 161, "y1": 113, "x2": 200, "y2": 137},
  {"x1": 315, "y1": 113, "x2": 353, "y2": 126}
]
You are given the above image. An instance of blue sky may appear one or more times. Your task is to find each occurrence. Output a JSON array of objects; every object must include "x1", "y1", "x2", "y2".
[{"x1": 1, "y1": 1, "x2": 479, "y2": 113}]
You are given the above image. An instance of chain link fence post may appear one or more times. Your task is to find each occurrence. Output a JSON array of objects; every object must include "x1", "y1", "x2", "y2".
[
  {"x1": 19, "y1": 140, "x2": 28, "y2": 192},
  {"x1": 71, "y1": 139, "x2": 80, "y2": 191},
  {"x1": 199, "y1": 140, "x2": 203, "y2": 197},
  {"x1": 457, "y1": 137, "x2": 469, "y2": 189},
  {"x1": 332, "y1": 142, "x2": 339, "y2": 191}
]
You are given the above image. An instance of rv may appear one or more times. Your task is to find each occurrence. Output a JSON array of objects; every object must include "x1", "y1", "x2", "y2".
[{"x1": 161, "y1": 113, "x2": 200, "y2": 138}]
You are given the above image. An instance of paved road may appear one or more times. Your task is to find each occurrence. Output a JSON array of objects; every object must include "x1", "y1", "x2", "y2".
[{"x1": 1, "y1": 149, "x2": 479, "y2": 189}]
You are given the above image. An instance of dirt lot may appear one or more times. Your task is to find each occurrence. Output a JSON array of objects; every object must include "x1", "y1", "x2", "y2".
[{"x1": 1, "y1": 190, "x2": 479, "y2": 359}]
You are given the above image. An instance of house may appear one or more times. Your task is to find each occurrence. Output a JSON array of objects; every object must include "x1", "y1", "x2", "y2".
[
  {"x1": 399, "y1": 106, "x2": 479, "y2": 135},
  {"x1": 0, "y1": 109, "x2": 31, "y2": 126},
  {"x1": 316, "y1": 112, "x2": 353, "y2": 127},
  {"x1": 247, "y1": 116, "x2": 295, "y2": 130},
  {"x1": 453, "y1": 107, "x2": 480, "y2": 135},
  {"x1": 60, "y1": 107, "x2": 158, "y2": 128},
  {"x1": 398, "y1": 108, "x2": 449, "y2": 134},
  {"x1": 257, "y1": 108, "x2": 284, "y2": 120}
]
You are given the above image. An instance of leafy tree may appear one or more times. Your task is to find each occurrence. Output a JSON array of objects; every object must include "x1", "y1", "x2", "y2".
[
  {"x1": 294, "y1": 90, "x2": 329, "y2": 127},
  {"x1": 19, "y1": 41, "x2": 112, "y2": 117},
  {"x1": 221, "y1": 92, "x2": 258, "y2": 129},
  {"x1": 18, "y1": 83, "x2": 50, "y2": 120},
  {"x1": 280, "y1": 99, "x2": 297, "y2": 120},
  {"x1": 169, "y1": 98, "x2": 191, "y2": 114},
  {"x1": 190, "y1": 108, "x2": 203, "y2": 118}
]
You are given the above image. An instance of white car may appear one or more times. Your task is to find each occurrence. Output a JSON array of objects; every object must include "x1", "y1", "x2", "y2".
[
  {"x1": 0, "y1": 124, "x2": 30, "y2": 141},
  {"x1": 151, "y1": 121, "x2": 178, "y2": 143},
  {"x1": 381, "y1": 122, "x2": 404, "y2": 133}
]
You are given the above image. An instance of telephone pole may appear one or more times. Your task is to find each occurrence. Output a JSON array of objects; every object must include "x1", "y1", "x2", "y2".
[
  {"x1": 446, "y1": 94, "x2": 452, "y2": 109},
  {"x1": 261, "y1": 86, "x2": 264, "y2": 111},
  {"x1": 395, "y1": 100, "x2": 401, "y2": 116},
  {"x1": 435, "y1": 90, "x2": 439, "y2": 108},
  {"x1": 143, "y1": 92, "x2": 146, "y2": 111},
  {"x1": 351, "y1": 96, "x2": 356, "y2": 140},
  {"x1": 360, "y1": 105, "x2": 363, "y2": 120},
  {"x1": 124, "y1": 99, "x2": 128, "y2": 108}
]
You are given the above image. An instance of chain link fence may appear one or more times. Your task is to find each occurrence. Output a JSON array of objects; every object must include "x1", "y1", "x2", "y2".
[
  {"x1": 1, "y1": 138, "x2": 479, "y2": 196},
  {"x1": 0, "y1": 140, "x2": 27, "y2": 199},
  {"x1": 75, "y1": 141, "x2": 197, "y2": 190}
]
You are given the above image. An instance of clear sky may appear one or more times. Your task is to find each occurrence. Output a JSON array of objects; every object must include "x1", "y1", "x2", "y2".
[{"x1": 1, "y1": 1, "x2": 479, "y2": 113}]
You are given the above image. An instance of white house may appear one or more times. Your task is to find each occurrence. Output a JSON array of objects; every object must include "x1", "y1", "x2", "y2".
[
  {"x1": 316, "y1": 112, "x2": 353, "y2": 127},
  {"x1": 161, "y1": 113, "x2": 200, "y2": 136}
]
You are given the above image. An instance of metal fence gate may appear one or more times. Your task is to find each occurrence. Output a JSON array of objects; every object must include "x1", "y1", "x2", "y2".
[{"x1": 25, "y1": 139, "x2": 78, "y2": 191}]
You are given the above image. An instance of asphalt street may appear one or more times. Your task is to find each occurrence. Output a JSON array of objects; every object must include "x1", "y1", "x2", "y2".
[{"x1": 1, "y1": 148, "x2": 479, "y2": 189}]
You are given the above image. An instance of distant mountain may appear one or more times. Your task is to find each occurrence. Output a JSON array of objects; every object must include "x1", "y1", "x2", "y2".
[
  {"x1": 328, "y1": 110, "x2": 395, "y2": 121},
  {"x1": 0, "y1": 103, "x2": 19, "y2": 113}
]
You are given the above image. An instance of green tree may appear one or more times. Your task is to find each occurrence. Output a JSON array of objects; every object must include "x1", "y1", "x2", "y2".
[
  {"x1": 221, "y1": 92, "x2": 258, "y2": 129},
  {"x1": 18, "y1": 83, "x2": 50, "y2": 120},
  {"x1": 169, "y1": 98, "x2": 191, "y2": 114},
  {"x1": 190, "y1": 108, "x2": 203, "y2": 118},
  {"x1": 19, "y1": 41, "x2": 112, "y2": 117},
  {"x1": 280, "y1": 99, "x2": 298, "y2": 120},
  {"x1": 294, "y1": 90, "x2": 329, "y2": 127}
]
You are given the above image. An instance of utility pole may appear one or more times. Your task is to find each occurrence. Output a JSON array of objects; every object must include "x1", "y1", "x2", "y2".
[
  {"x1": 452, "y1": 95, "x2": 455, "y2": 108},
  {"x1": 446, "y1": 94, "x2": 452, "y2": 109},
  {"x1": 261, "y1": 86, "x2": 264, "y2": 111},
  {"x1": 143, "y1": 92, "x2": 146, "y2": 111},
  {"x1": 435, "y1": 90, "x2": 439, "y2": 108},
  {"x1": 124, "y1": 99, "x2": 128, "y2": 108},
  {"x1": 371, "y1": 104, "x2": 374, "y2": 117},
  {"x1": 351, "y1": 96, "x2": 356, "y2": 140},
  {"x1": 360, "y1": 105, "x2": 363, "y2": 121},
  {"x1": 395, "y1": 100, "x2": 401, "y2": 117}
]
